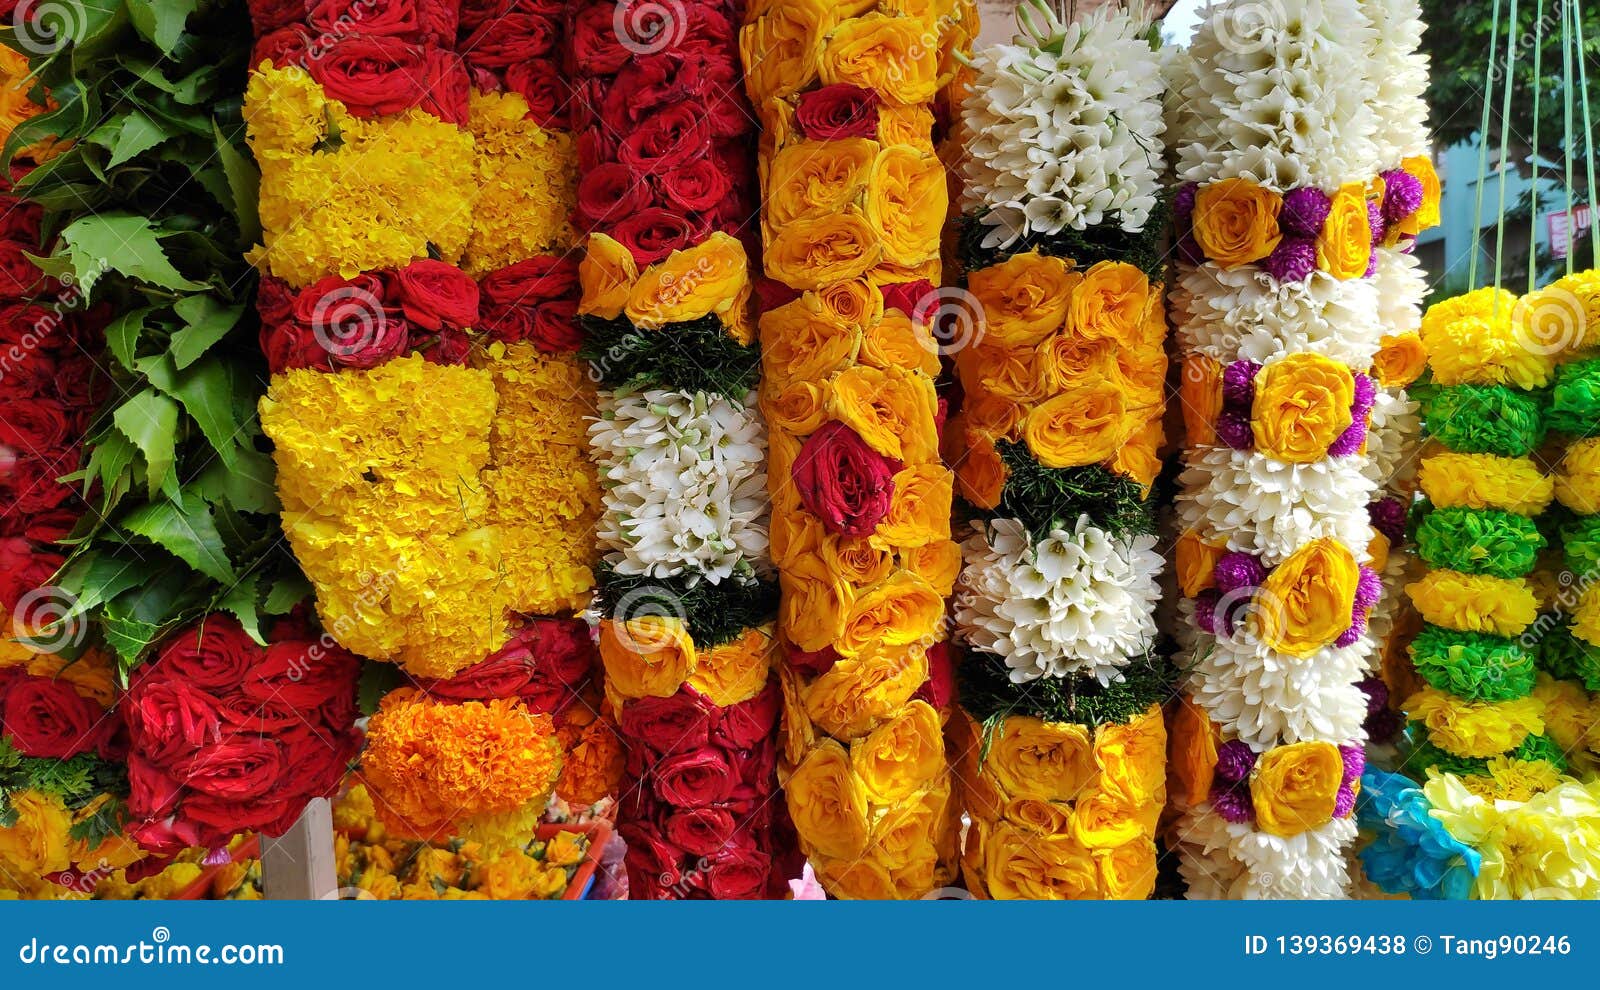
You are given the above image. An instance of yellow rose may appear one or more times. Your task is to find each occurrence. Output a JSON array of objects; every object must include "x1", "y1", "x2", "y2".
[
  {"x1": 1035, "y1": 331, "x2": 1115, "y2": 396},
  {"x1": 1109, "y1": 340, "x2": 1167, "y2": 411},
  {"x1": 766, "y1": 137, "x2": 877, "y2": 227},
  {"x1": 577, "y1": 232, "x2": 638, "y2": 319},
  {"x1": 1096, "y1": 837, "x2": 1158, "y2": 900},
  {"x1": 1022, "y1": 382, "x2": 1130, "y2": 469},
  {"x1": 836, "y1": 571, "x2": 944, "y2": 657},
  {"x1": 850, "y1": 700, "x2": 944, "y2": 802},
  {"x1": 819, "y1": 13, "x2": 938, "y2": 107},
  {"x1": 1317, "y1": 182, "x2": 1375, "y2": 280},
  {"x1": 1192, "y1": 177, "x2": 1282, "y2": 268},
  {"x1": 962, "y1": 391, "x2": 1025, "y2": 439},
  {"x1": 871, "y1": 464, "x2": 952, "y2": 549},
  {"x1": 1251, "y1": 352, "x2": 1356, "y2": 463},
  {"x1": 1368, "y1": 529, "x2": 1391, "y2": 573},
  {"x1": 900, "y1": 539, "x2": 962, "y2": 597},
  {"x1": 1110, "y1": 414, "x2": 1163, "y2": 492},
  {"x1": 767, "y1": 431, "x2": 807, "y2": 520},
  {"x1": 1403, "y1": 154, "x2": 1442, "y2": 230},
  {"x1": 813, "y1": 856, "x2": 898, "y2": 900},
  {"x1": 969, "y1": 340, "x2": 1049, "y2": 405},
  {"x1": 819, "y1": 535, "x2": 894, "y2": 594},
  {"x1": 1071, "y1": 786, "x2": 1146, "y2": 849},
  {"x1": 786, "y1": 740, "x2": 872, "y2": 860},
  {"x1": 827, "y1": 364, "x2": 940, "y2": 465},
  {"x1": 816, "y1": 277, "x2": 883, "y2": 326},
  {"x1": 758, "y1": 298, "x2": 860, "y2": 389},
  {"x1": 740, "y1": 5, "x2": 827, "y2": 104},
  {"x1": 765, "y1": 209, "x2": 882, "y2": 289},
  {"x1": 1179, "y1": 352, "x2": 1224, "y2": 447},
  {"x1": 865, "y1": 144, "x2": 945, "y2": 266},
  {"x1": 969, "y1": 251, "x2": 1079, "y2": 347},
  {"x1": 761, "y1": 380, "x2": 830, "y2": 437},
  {"x1": 951, "y1": 421, "x2": 1007, "y2": 510},
  {"x1": 861, "y1": 310, "x2": 940, "y2": 378},
  {"x1": 1250, "y1": 741, "x2": 1345, "y2": 837},
  {"x1": 803, "y1": 643, "x2": 928, "y2": 739},
  {"x1": 983, "y1": 821, "x2": 1098, "y2": 900},
  {"x1": 1003, "y1": 797, "x2": 1073, "y2": 835},
  {"x1": 598, "y1": 616, "x2": 696, "y2": 700},
  {"x1": 778, "y1": 664, "x2": 817, "y2": 767},
  {"x1": 689, "y1": 624, "x2": 776, "y2": 707},
  {"x1": 624, "y1": 232, "x2": 749, "y2": 329},
  {"x1": 1168, "y1": 695, "x2": 1220, "y2": 808},
  {"x1": 876, "y1": 102, "x2": 935, "y2": 149},
  {"x1": 1094, "y1": 706, "x2": 1167, "y2": 806},
  {"x1": 779, "y1": 556, "x2": 851, "y2": 652},
  {"x1": 984, "y1": 716, "x2": 1094, "y2": 802},
  {"x1": 1175, "y1": 529, "x2": 1224, "y2": 598},
  {"x1": 1372, "y1": 333, "x2": 1428, "y2": 388},
  {"x1": 1256, "y1": 537, "x2": 1360, "y2": 658},
  {"x1": 0, "y1": 791, "x2": 73, "y2": 875},
  {"x1": 1069, "y1": 261, "x2": 1150, "y2": 344},
  {"x1": 865, "y1": 795, "x2": 940, "y2": 875}
]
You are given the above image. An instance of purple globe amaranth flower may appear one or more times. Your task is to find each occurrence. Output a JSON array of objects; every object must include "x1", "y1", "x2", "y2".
[
  {"x1": 1358, "y1": 675, "x2": 1390, "y2": 716},
  {"x1": 1366, "y1": 200, "x2": 1386, "y2": 246},
  {"x1": 1216, "y1": 410, "x2": 1254, "y2": 450},
  {"x1": 1215, "y1": 739, "x2": 1259, "y2": 783},
  {"x1": 1368, "y1": 498, "x2": 1407, "y2": 544},
  {"x1": 1352, "y1": 373, "x2": 1378, "y2": 415},
  {"x1": 1365, "y1": 706, "x2": 1404, "y2": 744},
  {"x1": 1327, "y1": 415, "x2": 1368, "y2": 457},
  {"x1": 1213, "y1": 551, "x2": 1267, "y2": 594},
  {"x1": 1381, "y1": 169, "x2": 1424, "y2": 222},
  {"x1": 1280, "y1": 186, "x2": 1332, "y2": 238},
  {"x1": 1222, "y1": 360, "x2": 1261, "y2": 409},
  {"x1": 1355, "y1": 567, "x2": 1384, "y2": 610},
  {"x1": 1211, "y1": 784, "x2": 1256, "y2": 824},
  {"x1": 1339, "y1": 744, "x2": 1367, "y2": 784},
  {"x1": 1175, "y1": 181, "x2": 1199, "y2": 220},
  {"x1": 1263, "y1": 236, "x2": 1317, "y2": 282},
  {"x1": 1194, "y1": 589, "x2": 1220, "y2": 635},
  {"x1": 1365, "y1": 247, "x2": 1380, "y2": 278},
  {"x1": 1178, "y1": 232, "x2": 1205, "y2": 266},
  {"x1": 1335, "y1": 609, "x2": 1369, "y2": 648},
  {"x1": 1334, "y1": 784, "x2": 1358, "y2": 819}
]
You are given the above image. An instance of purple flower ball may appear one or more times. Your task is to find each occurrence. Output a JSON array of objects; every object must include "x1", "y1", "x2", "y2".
[
  {"x1": 1358, "y1": 675, "x2": 1389, "y2": 715},
  {"x1": 1368, "y1": 498, "x2": 1407, "y2": 544},
  {"x1": 1334, "y1": 783, "x2": 1358, "y2": 819},
  {"x1": 1280, "y1": 187, "x2": 1332, "y2": 238},
  {"x1": 1263, "y1": 236, "x2": 1318, "y2": 282},
  {"x1": 1213, "y1": 551, "x2": 1267, "y2": 594},
  {"x1": 1210, "y1": 784, "x2": 1255, "y2": 824},
  {"x1": 1222, "y1": 360, "x2": 1261, "y2": 409},
  {"x1": 1327, "y1": 416, "x2": 1368, "y2": 457},
  {"x1": 1216, "y1": 410, "x2": 1254, "y2": 450},
  {"x1": 1339, "y1": 744, "x2": 1367, "y2": 783},
  {"x1": 1367, "y1": 200, "x2": 1386, "y2": 246},
  {"x1": 1335, "y1": 610, "x2": 1369, "y2": 649},
  {"x1": 1381, "y1": 170, "x2": 1424, "y2": 222},
  {"x1": 1194, "y1": 589, "x2": 1220, "y2": 635},
  {"x1": 1355, "y1": 567, "x2": 1384, "y2": 610},
  {"x1": 1365, "y1": 247, "x2": 1380, "y2": 278},
  {"x1": 1175, "y1": 182, "x2": 1199, "y2": 220},
  {"x1": 1352, "y1": 373, "x2": 1378, "y2": 415},
  {"x1": 1215, "y1": 739, "x2": 1259, "y2": 783}
]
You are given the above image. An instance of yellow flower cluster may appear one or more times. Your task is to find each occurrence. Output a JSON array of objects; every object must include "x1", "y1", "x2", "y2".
[
  {"x1": 331, "y1": 785, "x2": 588, "y2": 900},
  {"x1": 580, "y1": 231, "x2": 753, "y2": 339},
  {"x1": 0, "y1": 792, "x2": 145, "y2": 899},
  {"x1": 1406, "y1": 571, "x2": 1539, "y2": 638},
  {"x1": 1419, "y1": 287, "x2": 1556, "y2": 389},
  {"x1": 950, "y1": 252, "x2": 1167, "y2": 503},
  {"x1": 1403, "y1": 686, "x2": 1545, "y2": 759},
  {"x1": 1556, "y1": 437, "x2": 1600, "y2": 515},
  {"x1": 1419, "y1": 451, "x2": 1555, "y2": 516},
  {"x1": 360, "y1": 691, "x2": 563, "y2": 851},
  {"x1": 0, "y1": 46, "x2": 65, "y2": 163},
  {"x1": 462, "y1": 90, "x2": 577, "y2": 277},
  {"x1": 954, "y1": 707, "x2": 1166, "y2": 900},
  {"x1": 244, "y1": 65, "x2": 476, "y2": 287},
  {"x1": 1425, "y1": 773, "x2": 1600, "y2": 899}
]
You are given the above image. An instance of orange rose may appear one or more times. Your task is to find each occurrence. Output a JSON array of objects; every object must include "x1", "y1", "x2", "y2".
[
  {"x1": 969, "y1": 251, "x2": 1079, "y2": 347},
  {"x1": 861, "y1": 309, "x2": 940, "y2": 378},
  {"x1": 759, "y1": 298, "x2": 860, "y2": 388},
  {"x1": 1179, "y1": 352, "x2": 1224, "y2": 447},
  {"x1": 740, "y1": 5, "x2": 825, "y2": 104},
  {"x1": 624, "y1": 232, "x2": 748, "y2": 329},
  {"x1": 689, "y1": 624, "x2": 776, "y2": 706},
  {"x1": 983, "y1": 822, "x2": 1098, "y2": 900},
  {"x1": 983, "y1": 716, "x2": 1094, "y2": 802},
  {"x1": 1372, "y1": 333, "x2": 1427, "y2": 388},
  {"x1": 1250, "y1": 741, "x2": 1345, "y2": 837},
  {"x1": 1167, "y1": 695, "x2": 1219, "y2": 808},
  {"x1": 816, "y1": 277, "x2": 884, "y2": 326},
  {"x1": 1022, "y1": 382, "x2": 1130, "y2": 469},
  {"x1": 819, "y1": 12, "x2": 938, "y2": 107},
  {"x1": 1071, "y1": 786, "x2": 1146, "y2": 849},
  {"x1": 1094, "y1": 706, "x2": 1167, "y2": 806},
  {"x1": 1192, "y1": 177, "x2": 1282, "y2": 268},
  {"x1": 1035, "y1": 331, "x2": 1115, "y2": 395},
  {"x1": 872, "y1": 464, "x2": 952, "y2": 549},
  {"x1": 865, "y1": 144, "x2": 946, "y2": 266},
  {"x1": 962, "y1": 390, "x2": 1025, "y2": 439},
  {"x1": 1317, "y1": 182, "x2": 1375, "y2": 280},
  {"x1": 803, "y1": 643, "x2": 929, "y2": 739},
  {"x1": 577, "y1": 232, "x2": 638, "y2": 319},
  {"x1": 820, "y1": 533, "x2": 896, "y2": 588},
  {"x1": 1403, "y1": 153, "x2": 1442, "y2": 230},
  {"x1": 952, "y1": 423, "x2": 1007, "y2": 510},
  {"x1": 828, "y1": 363, "x2": 940, "y2": 465},
  {"x1": 969, "y1": 340, "x2": 1049, "y2": 405},
  {"x1": 1251, "y1": 352, "x2": 1356, "y2": 463},
  {"x1": 1110, "y1": 340, "x2": 1167, "y2": 410},
  {"x1": 766, "y1": 137, "x2": 877, "y2": 227},
  {"x1": 900, "y1": 539, "x2": 962, "y2": 597},
  {"x1": 598, "y1": 616, "x2": 695, "y2": 700},
  {"x1": 1096, "y1": 837, "x2": 1158, "y2": 900},
  {"x1": 770, "y1": 502, "x2": 826, "y2": 571},
  {"x1": 761, "y1": 379, "x2": 830, "y2": 436},
  {"x1": 1110, "y1": 414, "x2": 1163, "y2": 491},
  {"x1": 1174, "y1": 529, "x2": 1224, "y2": 598},
  {"x1": 765, "y1": 209, "x2": 882, "y2": 289},
  {"x1": 850, "y1": 700, "x2": 944, "y2": 802},
  {"x1": 1069, "y1": 261, "x2": 1150, "y2": 344},
  {"x1": 836, "y1": 572, "x2": 944, "y2": 658},
  {"x1": 1003, "y1": 797, "x2": 1073, "y2": 835},
  {"x1": 876, "y1": 102, "x2": 936, "y2": 149},
  {"x1": 785, "y1": 739, "x2": 871, "y2": 860}
]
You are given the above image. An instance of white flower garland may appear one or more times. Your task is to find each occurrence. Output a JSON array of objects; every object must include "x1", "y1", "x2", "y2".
[
  {"x1": 954, "y1": 516, "x2": 1162, "y2": 685},
  {"x1": 1177, "y1": 804, "x2": 1357, "y2": 899},
  {"x1": 590, "y1": 388, "x2": 769, "y2": 583},
  {"x1": 1184, "y1": 628, "x2": 1374, "y2": 748},
  {"x1": 1174, "y1": 263, "x2": 1386, "y2": 370},
  {"x1": 959, "y1": 5, "x2": 1166, "y2": 247},
  {"x1": 1363, "y1": 0, "x2": 1432, "y2": 166}
]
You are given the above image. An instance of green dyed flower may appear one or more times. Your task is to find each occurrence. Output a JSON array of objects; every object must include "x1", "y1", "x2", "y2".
[
  {"x1": 1415, "y1": 506, "x2": 1546, "y2": 578},
  {"x1": 1409, "y1": 623, "x2": 1539, "y2": 702},
  {"x1": 1547, "y1": 357, "x2": 1600, "y2": 435},
  {"x1": 1420, "y1": 384, "x2": 1544, "y2": 457}
]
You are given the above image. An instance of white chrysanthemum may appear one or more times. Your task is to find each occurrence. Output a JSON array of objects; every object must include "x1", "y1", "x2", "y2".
[
  {"x1": 955, "y1": 515, "x2": 1162, "y2": 684},
  {"x1": 1173, "y1": 805, "x2": 1251, "y2": 899},
  {"x1": 1373, "y1": 248, "x2": 1427, "y2": 337},
  {"x1": 1362, "y1": 0, "x2": 1432, "y2": 165},
  {"x1": 1361, "y1": 386, "x2": 1420, "y2": 492},
  {"x1": 1187, "y1": 625, "x2": 1373, "y2": 748},
  {"x1": 1176, "y1": 804, "x2": 1356, "y2": 900},
  {"x1": 1177, "y1": 0, "x2": 1381, "y2": 189},
  {"x1": 591, "y1": 388, "x2": 769, "y2": 582},
  {"x1": 1178, "y1": 447, "x2": 1377, "y2": 567},
  {"x1": 960, "y1": 6, "x2": 1166, "y2": 246},
  {"x1": 1175, "y1": 262, "x2": 1385, "y2": 369}
]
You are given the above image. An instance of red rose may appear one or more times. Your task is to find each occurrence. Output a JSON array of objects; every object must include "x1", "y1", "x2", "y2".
[
  {"x1": 418, "y1": 654, "x2": 536, "y2": 702},
  {"x1": 703, "y1": 838, "x2": 771, "y2": 900},
  {"x1": 602, "y1": 56, "x2": 696, "y2": 134},
  {"x1": 662, "y1": 806, "x2": 736, "y2": 857},
  {"x1": 792, "y1": 422, "x2": 897, "y2": 537},
  {"x1": 0, "y1": 540, "x2": 61, "y2": 613},
  {"x1": 0, "y1": 675, "x2": 106, "y2": 759},
  {"x1": 123, "y1": 679, "x2": 224, "y2": 768},
  {"x1": 418, "y1": 328, "x2": 473, "y2": 365},
  {"x1": 126, "y1": 752, "x2": 187, "y2": 822},
  {"x1": 247, "y1": 0, "x2": 306, "y2": 35},
  {"x1": 256, "y1": 276, "x2": 296, "y2": 326},
  {"x1": 216, "y1": 689, "x2": 303, "y2": 733},
  {"x1": 621, "y1": 823, "x2": 688, "y2": 899},
  {"x1": 294, "y1": 273, "x2": 409, "y2": 369},
  {"x1": 10, "y1": 460, "x2": 76, "y2": 517},
  {"x1": 478, "y1": 302, "x2": 533, "y2": 344},
  {"x1": 618, "y1": 103, "x2": 712, "y2": 175},
  {"x1": 782, "y1": 641, "x2": 838, "y2": 678},
  {"x1": 505, "y1": 59, "x2": 567, "y2": 130},
  {"x1": 479, "y1": 254, "x2": 579, "y2": 308},
  {"x1": 754, "y1": 276, "x2": 801, "y2": 314},
  {"x1": 570, "y1": 2, "x2": 632, "y2": 75},
  {"x1": 880, "y1": 279, "x2": 938, "y2": 322},
  {"x1": 0, "y1": 397, "x2": 70, "y2": 457},
  {"x1": 795, "y1": 84, "x2": 882, "y2": 140},
  {"x1": 279, "y1": 723, "x2": 360, "y2": 796},
  {"x1": 914, "y1": 640, "x2": 957, "y2": 709},
  {"x1": 529, "y1": 299, "x2": 582, "y2": 352},
  {"x1": 173, "y1": 735, "x2": 286, "y2": 801},
  {"x1": 657, "y1": 157, "x2": 731, "y2": 215},
  {"x1": 420, "y1": 48, "x2": 470, "y2": 125},
  {"x1": 308, "y1": 0, "x2": 456, "y2": 44},
  {"x1": 183, "y1": 792, "x2": 296, "y2": 836},
  {"x1": 620, "y1": 692, "x2": 713, "y2": 757},
  {"x1": 653, "y1": 745, "x2": 734, "y2": 808},
  {"x1": 149, "y1": 616, "x2": 259, "y2": 692},
  {"x1": 576, "y1": 162, "x2": 653, "y2": 229},
  {"x1": 611, "y1": 207, "x2": 708, "y2": 266},
  {"x1": 389, "y1": 258, "x2": 480, "y2": 331},
  {"x1": 252, "y1": 24, "x2": 310, "y2": 70},
  {"x1": 260, "y1": 320, "x2": 330, "y2": 373},
  {"x1": 459, "y1": 12, "x2": 559, "y2": 68},
  {"x1": 307, "y1": 35, "x2": 432, "y2": 119},
  {"x1": 710, "y1": 680, "x2": 780, "y2": 751},
  {"x1": 241, "y1": 639, "x2": 360, "y2": 710}
]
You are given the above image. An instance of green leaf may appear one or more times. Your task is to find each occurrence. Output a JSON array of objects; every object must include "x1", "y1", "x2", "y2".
[
  {"x1": 214, "y1": 120, "x2": 261, "y2": 245},
  {"x1": 217, "y1": 571, "x2": 264, "y2": 644},
  {"x1": 265, "y1": 573, "x2": 313, "y2": 615},
  {"x1": 53, "y1": 552, "x2": 146, "y2": 617},
  {"x1": 169, "y1": 294, "x2": 245, "y2": 369},
  {"x1": 196, "y1": 445, "x2": 278, "y2": 514},
  {"x1": 358, "y1": 662, "x2": 408, "y2": 717},
  {"x1": 121, "y1": 491, "x2": 236, "y2": 585},
  {"x1": 127, "y1": 0, "x2": 199, "y2": 55},
  {"x1": 81, "y1": 430, "x2": 137, "y2": 513},
  {"x1": 112, "y1": 390, "x2": 180, "y2": 496},
  {"x1": 141, "y1": 354, "x2": 241, "y2": 469},
  {"x1": 58, "y1": 212, "x2": 207, "y2": 295},
  {"x1": 94, "y1": 111, "x2": 175, "y2": 168},
  {"x1": 103, "y1": 307, "x2": 151, "y2": 370},
  {"x1": 101, "y1": 615, "x2": 161, "y2": 671}
]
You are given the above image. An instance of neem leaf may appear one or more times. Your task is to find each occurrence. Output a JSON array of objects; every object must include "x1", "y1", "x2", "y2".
[
  {"x1": 103, "y1": 307, "x2": 150, "y2": 370},
  {"x1": 358, "y1": 662, "x2": 407, "y2": 717},
  {"x1": 112, "y1": 389, "x2": 179, "y2": 496},
  {"x1": 59, "y1": 212, "x2": 207, "y2": 295},
  {"x1": 217, "y1": 571, "x2": 264, "y2": 644},
  {"x1": 53, "y1": 551, "x2": 146, "y2": 618},
  {"x1": 120, "y1": 490, "x2": 236, "y2": 585},
  {"x1": 196, "y1": 445, "x2": 278, "y2": 514},
  {"x1": 170, "y1": 294, "x2": 245, "y2": 369},
  {"x1": 214, "y1": 120, "x2": 261, "y2": 244},
  {"x1": 94, "y1": 111, "x2": 174, "y2": 167},
  {"x1": 264, "y1": 573, "x2": 313, "y2": 615},
  {"x1": 101, "y1": 615, "x2": 161, "y2": 671},
  {"x1": 127, "y1": 0, "x2": 199, "y2": 55},
  {"x1": 140, "y1": 353, "x2": 241, "y2": 470}
]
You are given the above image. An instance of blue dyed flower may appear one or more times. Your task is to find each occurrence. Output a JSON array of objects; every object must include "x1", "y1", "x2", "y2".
[{"x1": 1356, "y1": 768, "x2": 1481, "y2": 899}]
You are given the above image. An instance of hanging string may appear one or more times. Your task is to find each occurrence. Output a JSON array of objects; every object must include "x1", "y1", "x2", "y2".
[
  {"x1": 1471, "y1": 0, "x2": 1505, "y2": 288},
  {"x1": 1533, "y1": 0, "x2": 1546, "y2": 291},
  {"x1": 1566, "y1": 0, "x2": 1578, "y2": 275},
  {"x1": 1573, "y1": 0, "x2": 1599, "y2": 261},
  {"x1": 1493, "y1": 0, "x2": 1523, "y2": 299}
]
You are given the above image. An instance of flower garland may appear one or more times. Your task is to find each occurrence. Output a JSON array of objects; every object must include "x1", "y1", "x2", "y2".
[
  {"x1": 740, "y1": 0, "x2": 975, "y2": 900},
  {"x1": 942, "y1": 2, "x2": 1168, "y2": 901},
  {"x1": 1168, "y1": 0, "x2": 1416, "y2": 899},
  {"x1": 568, "y1": 0, "x2": 796, "y2": 900}
]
